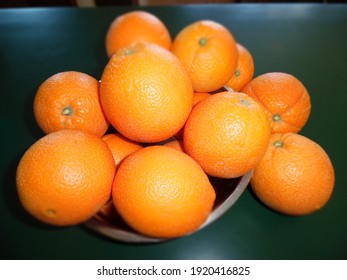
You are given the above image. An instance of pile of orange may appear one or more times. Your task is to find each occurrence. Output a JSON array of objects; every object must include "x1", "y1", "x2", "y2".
[{"x1": 16, "y1": 10, "x2": 334, "y2": 239}]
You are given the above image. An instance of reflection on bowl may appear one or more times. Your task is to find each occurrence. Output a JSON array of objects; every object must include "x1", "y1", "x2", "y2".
[{"x1": 84, "y1": 171, "x2": 252, "y2": 243}]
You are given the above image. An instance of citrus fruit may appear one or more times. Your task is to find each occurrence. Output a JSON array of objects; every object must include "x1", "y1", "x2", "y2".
[
  {"x1": 112, "y1": 145, "x2": 216, "y2": 238},
  {"x1": 175, "y1": 91, "x2": 211, "y2": 140},
  {"x1": 226, "y1": 43, "x2": 255, "y2": 92},
  {"x1": 33, "y1": 71, "x2": 109, "y2": 137},
  {"x1": 184, "y1": 91, "x2": 270, "y2": 178},
  {"x1": 100, "y1": 42, "x2": 193, "y2": 143},
  {"x1": 251, "y1": 133, "x2": 335, "y2": 216},
  {"x1": 241, "y1": 72, "x2": 311, "y2": 134},
  {"x1": 192, "y1": 91, "x2": 212, "y2": 105},
  {"x1": 102, "y1": 133, "x2": 143, "y2": 169},
  {"x1": 105, "y1": 10, "x2": 171, "y2": 57},
  {"x1": 172, "y1": 20, "x2": 238, "y2": 92},
  {"x1": 16, "y1": 129, "x2": 116, "y2": 226},
  {"x1": 163, "y1": 139, "x2": 186, "y2": 153}
]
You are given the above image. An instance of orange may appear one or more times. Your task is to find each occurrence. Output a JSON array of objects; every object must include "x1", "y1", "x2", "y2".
[
  {"x1": 184, "y1": 91, "x2": 270, "y2": 178},
  {"x1": 251, "y1": 133, "x2": 335, "y2": 216},
  {"x1": 16, "y1": 129, "x2": 116, "y2": 226},
  {"x1": 172, "y1": 20, "x2": 238, "y2": 92},
  {"x1": 163, "y1": 139, "x2": 186, "y2": 153},
  {"x1": 192, "y1": 91, "x2": 212, "y2": 105},
  {"x1": 226, "y1": 43, "x2": 255, "y2": 92},
  {"x1": 241, "y1": 72, "x2": 311, "y2": 134},
  {"x1": 33, "y1": 71, "x2": 109, "y2": 137},
  {"x1": 175, "y1": 91, "x2": 211, "y2": 140},
  {"x1": 105, "y1": 10, "x2": 172, "y2": 57},
  {"x1": 100, "y1": 42, "x2": 193, "y2": 143},
  {"x1": 102, "y1": 133, "x2": 143, "y2": 169},
  {"x1": 112, "y1": 145, "x2": 216, "y2": 238}
]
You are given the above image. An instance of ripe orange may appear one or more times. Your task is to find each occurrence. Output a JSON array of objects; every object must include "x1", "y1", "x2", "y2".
[
  {"x1": 16, "y1": 129, "x2": 116, "y2": 226},
  {"x1": 241, "y1": 72, "x2": 311, "y2": 134},
  {"x1": 171, "y1": 20, "x2": 238, "y2": 93},
  {"x1": 100, "y1": 42, "x2": 193, "y2": 143},
  {"x1": 33, "y1": 71, "x2": 109, "y2": 137},
  {"x1": 163, "y1": 139, "x2": 186, "y2": 153},
  {"x1": 226, "y1": 43, "x2": 255, "y2": 92},
  {"x1": 112, "y1": 145, "x2": 216, "y2": 238},
  {"x1": 184, "y1": 91, "x2": 270, "y2": 178},
  {"x1": 251, "y1": 133, "x2": 335, "y2": 216},
  {"x1": 102, "y1": 133, "x2": 143, "y2": 169},
  {"x1": 192, "y1": 91, "x2": 212, "y2": 105},
  {"x1": 105, "y1": 10, "x2": 172, "y2": 57},
  {"x1": 175, "y1": 91, "x2": 211, "y2": 140}
]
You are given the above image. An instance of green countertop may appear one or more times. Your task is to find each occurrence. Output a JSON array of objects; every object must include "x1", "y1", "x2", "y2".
[{"x1": 1, "y1": 4, "x2": 346, "y2": 260}]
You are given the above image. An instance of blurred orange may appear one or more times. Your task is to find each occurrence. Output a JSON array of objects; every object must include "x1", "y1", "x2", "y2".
[{"x1": 105, "y1": 10, "x2": 172, "y2": 57}]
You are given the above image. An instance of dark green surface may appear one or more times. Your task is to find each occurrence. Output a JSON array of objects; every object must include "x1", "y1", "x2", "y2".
[{"x1": 1, "y1": 4, "x2": 346, "y2": 260}]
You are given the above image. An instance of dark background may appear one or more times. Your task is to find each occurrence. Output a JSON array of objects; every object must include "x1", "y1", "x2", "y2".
[{"x1": 1, "y1": 0, "x2": 347, "y2": 9}]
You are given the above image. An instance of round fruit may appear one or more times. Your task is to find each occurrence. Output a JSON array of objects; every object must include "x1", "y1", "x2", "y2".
[
  {"x1": 251, "y1": 133, "x2": 335, "y2": 216},
  {"x1": 172, "y1": 20, "x2": 238, "y2": 92},
  {"x1": 174, "y1": 91, "x2": 212, "y2": 140},
  {"x1": 112, "y1": 145, "x2": 216, "y2": 238},
  {"x1": 105, "y1": 10, "x2": 171, "y2": 57},
  {"x1": 163, "y1": 139, "x2": 186, "y2": 153},
  {"x1": 102, "y1": 133, "x2": 143, "y2": 169},
  {"x1": 16, "y1": 129, "x2": 116, "y2": 226},
  {"x1": 241, "y1": 72, "x2": 311, "y2": 134},
  {"x1": 33, "y1": 71, "x2": 109, "y2": 137},
  {"x1": 100, "y1": 42, "x2": 193, "y2": 143},
  {"x1": 226, "y1": 43, "x2": 255, "y2": 92},
  {"x1": 184, "y1": 91, "x2": 270, "y2": 178},
  {"x1": 192, "y1": 92, "x2": 212, "y2": 105}
]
